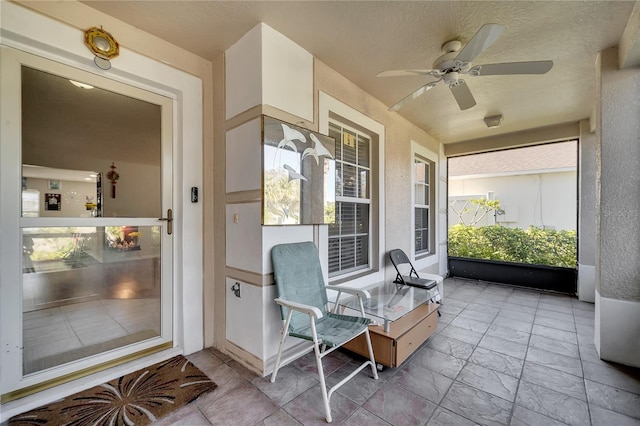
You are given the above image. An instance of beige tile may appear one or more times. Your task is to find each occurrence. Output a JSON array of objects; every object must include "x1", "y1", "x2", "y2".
[{"x1": 200, "y1": 383, "x2": 278, "y2": 426}]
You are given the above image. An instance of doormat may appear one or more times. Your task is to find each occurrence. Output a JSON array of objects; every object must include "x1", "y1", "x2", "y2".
[{"x1": 9, "y1": 355, "x2": 217, "y2": 425}]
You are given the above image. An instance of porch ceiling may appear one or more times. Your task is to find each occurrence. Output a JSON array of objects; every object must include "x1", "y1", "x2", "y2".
[{"x1": 76, "y1": 1, "x2": 637, "y2": 144}]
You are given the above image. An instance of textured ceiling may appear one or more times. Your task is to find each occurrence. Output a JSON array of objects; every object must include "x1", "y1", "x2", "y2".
[{"x1": 77, "y1": 1, "x2": 635, "y2": 144}]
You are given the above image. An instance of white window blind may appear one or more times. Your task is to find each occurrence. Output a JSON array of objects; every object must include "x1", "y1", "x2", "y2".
[
  {"x1": 328, "y1": 121, "x2": 371, "y2": 276},
  {"x1": 414, "y1": 157, "x2": 430, "y2": 255}
]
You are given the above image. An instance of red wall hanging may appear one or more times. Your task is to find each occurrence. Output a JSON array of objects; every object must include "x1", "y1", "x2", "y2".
[{"x1": 106, "y1": 162, "x2": 119, "y2": 198}]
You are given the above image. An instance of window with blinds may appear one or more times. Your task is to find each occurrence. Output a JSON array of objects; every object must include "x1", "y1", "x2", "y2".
[
  {"x1": 414, "y1": 156, "x2": 431, "y2": 255},
  {"x1": 328, "y1": 121, "x2": 371, "y2": 276},
  {"x1": 22, "y1": 189, "x2": 40, "y2": 218}
]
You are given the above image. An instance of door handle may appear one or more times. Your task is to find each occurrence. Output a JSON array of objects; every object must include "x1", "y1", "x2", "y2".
[{"x1": 158, "y1": 208, "x2": 173, "y2": 235}]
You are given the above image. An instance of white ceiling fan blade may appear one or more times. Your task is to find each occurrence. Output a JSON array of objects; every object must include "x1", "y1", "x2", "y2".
[
  {"x1": 377, "y1": 69, "x2": 442, "y2": 77},
  {"x1": 473, "y1": 60, "x2": 553, "y2": 76},
  {"x1": 455, "y1": 23, "x2": 506, "y2": 64},
  {"x1": 449, "y1": 80, "x2": 476, "y2": 110},
  {"x1": 389, "y1": 79, "x2": 441, "y2": 111}
]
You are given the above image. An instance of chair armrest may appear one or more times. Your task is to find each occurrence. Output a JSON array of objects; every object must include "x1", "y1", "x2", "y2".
[
  {"x1": 328, "y1": 286, "x2": 371, "y2": 317},
  {"x1": 327, "y1": 286, "x2": 371, "y2": 300},
  {"x1": 274, "y1": 298, "x2": 323, "y2": 319}
]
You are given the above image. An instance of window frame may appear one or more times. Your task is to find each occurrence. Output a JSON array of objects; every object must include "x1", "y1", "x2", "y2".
[
  {"x1": 318, "y1": 92, "x2": 385, "y2": 287},
  {"x1": 328, "y1": 120, "x2": 372, "y2": 277},
  {"x1": 411, "y1": 142, "x2": 438, "y2": 265},
  {"x1": 413, "y1": 154, "x2": 432, "y2": 256}
]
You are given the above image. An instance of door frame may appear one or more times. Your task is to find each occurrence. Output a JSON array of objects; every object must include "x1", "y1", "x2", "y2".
[
  {"x1": 3, "y1": 43, "x2": 177, "y2": 389},
  {"x1": 0, "y1": 2, "x2": 203, "y2": 417}
]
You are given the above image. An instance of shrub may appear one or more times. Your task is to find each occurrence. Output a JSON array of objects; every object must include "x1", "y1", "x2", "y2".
[{"x1": 448, "y1": 224, "x2": 577, "y2": 268}]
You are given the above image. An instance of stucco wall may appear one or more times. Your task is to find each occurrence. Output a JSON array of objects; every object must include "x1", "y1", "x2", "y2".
[
  {"x1": 578, "y1": 119, "x2": 597, "y2": 302},
  {"x1": 579, "y1": 119, "x2": 597, "y2": 267},
  {"x1": 598, "y1": 47, "x2": 640, "y2": 302}
]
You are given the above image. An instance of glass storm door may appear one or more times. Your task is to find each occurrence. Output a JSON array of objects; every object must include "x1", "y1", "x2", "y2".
[{"x1": 0, "y1": 47, "x2": 174, "y2": 399}]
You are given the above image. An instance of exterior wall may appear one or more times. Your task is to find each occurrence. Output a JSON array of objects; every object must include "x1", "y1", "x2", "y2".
[
  {"x1": 595, "y1": 47, "x2": 640, "y2": 367},
  {"x1": 437, "y1": 145, "x2": 449, "y2": 274},
  {"x1": 223, "y1": 23, "x2": 317, "y2": 373},
  {"x1": 578, "y1": 119, "x2": 597, "y2": 302},
  {"x1": 449, "y1": 170, "x2": 577, "y2": 231},
  {"x1": 221, "y1": 23, "x2": 444, "y2": 375}
]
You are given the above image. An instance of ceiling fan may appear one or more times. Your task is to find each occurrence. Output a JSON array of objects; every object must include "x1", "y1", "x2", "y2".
[{"x1": 378, "y1": 24, "x2": 553, "y2": 111}]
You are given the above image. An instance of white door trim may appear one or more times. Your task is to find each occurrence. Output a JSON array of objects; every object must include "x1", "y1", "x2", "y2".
[{"x1": 0, "y1": 2, "x2": 203, "y2": 417}]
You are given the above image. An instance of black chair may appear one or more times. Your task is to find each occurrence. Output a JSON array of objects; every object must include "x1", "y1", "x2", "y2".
[
  {"x1": 388, "y1": 248, "x2": 441, "y2": 316},
  {"x1": 389, "y1": 249, "x2": 437, "y2": 289}
]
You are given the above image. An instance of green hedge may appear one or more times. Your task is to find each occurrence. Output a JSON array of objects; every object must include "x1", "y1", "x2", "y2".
[{"x1": 448, "y1": 224, "x2": 577, "y2": 268}]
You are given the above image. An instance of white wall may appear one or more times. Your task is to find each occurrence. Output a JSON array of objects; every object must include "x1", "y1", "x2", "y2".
[
  {"x1": 101, "y1": 162, "x2": 160, "y2": 218},
  {"x1": 225, "y1": 23, "x2": 313, "y2": 121},
  {"x1": 449, "y1": 170, "x2": 577, "y2": 231},
  {"x1": 224, "y1": 23, "x2": 316, "y2": 371},
  {"x1": 223, "y1": 22, "x2": 443, "y2": 375},
  {"x1": 24, "y1": 178, "x2": 96, "y2": 217}
]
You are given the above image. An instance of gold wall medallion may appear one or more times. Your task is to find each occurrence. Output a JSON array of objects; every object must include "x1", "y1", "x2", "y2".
[{"x1": 84, "y1": 27, "x2": 119, "y2": 60}]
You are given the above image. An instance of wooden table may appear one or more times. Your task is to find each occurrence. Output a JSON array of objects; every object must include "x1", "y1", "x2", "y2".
[{"x1": 339, "y1": 281, "x2": 439, "y2": 368}]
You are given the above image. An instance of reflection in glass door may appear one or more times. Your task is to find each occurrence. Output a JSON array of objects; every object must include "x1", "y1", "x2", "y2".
[
  {"x1": 22, "y1": 225, "x2": 162, "y2": 374},
  {"x1": 1, "y1": 47, "x2": 174, "y2": 396}
]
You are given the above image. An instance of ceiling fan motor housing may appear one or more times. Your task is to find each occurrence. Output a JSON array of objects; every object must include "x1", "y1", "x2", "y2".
[
  {"x1": 442, "y1": 40, "x2": 462, "y2": 53},
  {"x1": 433, "y1": 39, "x2": 472, "y2": 75},
  {"x1": 433, "y1": 51, "x2": 459, "y2": 72},
  {"x1": 444, "y1": 71, "x2": 460, "y2": 85}
]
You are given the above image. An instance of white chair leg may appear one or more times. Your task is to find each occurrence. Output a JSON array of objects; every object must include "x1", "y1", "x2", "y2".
[
  {"x1": 270, "y1": 331, "x2": 287, "y2": 383},
  {"x1": 271, "y1": 310, "x2": 293, "y2": 383},
  {"x1": 310, "y1": 320, "x2": 332, "y2": 423},
  {"x1": 314, "y1": 341, "x2": 332, "y2": 423},
  {"x1": 363, "y1": 328, "x2": 379, "y2": 380}
]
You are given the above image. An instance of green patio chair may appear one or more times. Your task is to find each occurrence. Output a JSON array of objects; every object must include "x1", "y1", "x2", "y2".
[{"x1": 270, "y1": 241, "x2": 378, "y2": 423}]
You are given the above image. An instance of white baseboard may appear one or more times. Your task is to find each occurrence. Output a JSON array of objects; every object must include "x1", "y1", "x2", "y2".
[
  {"x1": 578, "y1": 263, "x2": 595, "y2": 303},
  {"x1": 595, "y1": 290, "x2": 640, "y2": 368}
]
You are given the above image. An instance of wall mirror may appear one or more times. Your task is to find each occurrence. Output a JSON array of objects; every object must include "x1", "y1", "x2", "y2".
[{"x1": 262, "y1": 115, "x2": 336, "y2": 225}]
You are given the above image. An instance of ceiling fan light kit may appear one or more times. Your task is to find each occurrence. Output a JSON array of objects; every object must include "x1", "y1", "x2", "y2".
[{"x1": 378, "y1": 23, "x2": 553, "y2": 112}]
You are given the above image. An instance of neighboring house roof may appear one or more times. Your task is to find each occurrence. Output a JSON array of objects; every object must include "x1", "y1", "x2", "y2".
[{"x1": 449, "y1": 141, "x2": 577, "y2": 177}]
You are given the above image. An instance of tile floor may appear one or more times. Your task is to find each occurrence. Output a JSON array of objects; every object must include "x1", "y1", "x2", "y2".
[
  {"x1": 158, "y1": 278, "x2": 640, "y2": 425},
  {"x1": 23, "y1": 298, "x2": 160, "y2": 373}
]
